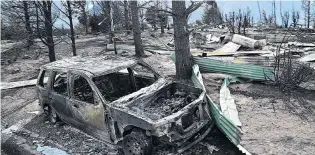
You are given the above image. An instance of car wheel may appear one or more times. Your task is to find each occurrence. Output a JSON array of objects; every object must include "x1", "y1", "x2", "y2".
[
  {"x1": 44, "y1": 105, "x2": 60, "y2": 124},
  {"x1": 122, "y1": 129, "x2": 152, "y2": 155}
]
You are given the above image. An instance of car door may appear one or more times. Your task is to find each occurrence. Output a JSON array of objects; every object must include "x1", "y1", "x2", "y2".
[
  {"x1": 68, "y1": 72, "x2": 110, "y2": 142},
  {"x1": 37, "y1": 69, "x2": 51, "y2": 108},
  {"x1": 49, "y1": 70, "x2": 73, "y2": 120}
]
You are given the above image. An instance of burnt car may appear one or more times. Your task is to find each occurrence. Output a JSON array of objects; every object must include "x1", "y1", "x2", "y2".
[{"x1": 36, "y1": 55, "x2": 212, "y2": 155}]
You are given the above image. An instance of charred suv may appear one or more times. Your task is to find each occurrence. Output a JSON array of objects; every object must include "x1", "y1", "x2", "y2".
[{"x1": 36, "y1": 56, "x2": 212, "y2": 155}]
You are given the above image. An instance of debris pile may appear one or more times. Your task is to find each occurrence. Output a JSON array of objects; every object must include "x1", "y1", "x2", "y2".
[{"x1": 143, "y1": 90, "x2": 198, "y2": 118}]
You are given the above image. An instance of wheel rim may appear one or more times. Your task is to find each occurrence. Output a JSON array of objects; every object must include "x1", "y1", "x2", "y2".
[
  {"x1": 50, "y1": 108, "x2": 57, "y2": 124},
  {"x1": 124, "y1": 136, "x2": 143, "y2": 155},
  {"x1": 43, "y1": 106, "x2": 49, "y2": 115}
]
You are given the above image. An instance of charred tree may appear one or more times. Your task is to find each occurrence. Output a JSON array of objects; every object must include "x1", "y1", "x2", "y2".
[
  {"x1": 130, "y1": 1, "x2": 144, "y2": 57},
  {"x1": 54, "y1": 1, "x2": 77, "y2": 56},
  {"x1": 158, "y1": 10, "x2": 166, "y2": 34},
  {"x1": 172, "y1": 1, "x2": 194, "y2": 80},
  {"x1": 292, "y1": 9, "x2": 300, "y2": 28},
  {"x1": 282, "y1": 11, "x2": 290, "y2": 28},
  {"x1": 105, "y1": 1, "x2": 114, "y2": 43},
  {"x1": 74, "y1": 1, "x2": 88, "y2": 34},
  {"x1": 82, "y1": 4, "x2": 88, "y2": 34},
  {"x1": 23, "y1": 1, "x2": 33, "y2": 48},
  {"x1": 237, "y1": 9, "x2": 242, "y2": 34},
  {"x1": 225, "y1": 11, "x2": 236, "y2": 33},
  {"x1": 169, "y1": 1, "x2": 207, "y2": 81},
  {"x1": 272, "y1": 0, "x2": 276, "y2": 26},
  {"x1": 36, "y1": 1, "x2": 56, "y2": 62},
  {"x1": 202, "y1": 1, "x2": 222, "y2": 26},
  {"x1": 67, "y1": 1, "x2": 77, "y2": 56},
  {"x1": 157, "y1": 1, "x2": 166, "y2": 34},
  {"x1": 43, "y1": 2, "x2": 55, "y2": 62},
  {"x1": 301, "y1": 0, "x2": 311, "y2": 28},
  {"x1": 124, "y1": 0, "x2": 130, "y2": 34},
  {"x1": 160, "y1": 15, "x2": 165, "y2": 34}
]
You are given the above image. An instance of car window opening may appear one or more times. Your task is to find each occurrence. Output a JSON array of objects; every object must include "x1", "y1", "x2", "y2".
[
  {"x1": 93, "y1": 64, "x2": 157, "y2": 102},
  {"x1": 53, "y1": 72, "x2": 68, "y2": 96},
  {"x1": 73, "y1": 75, "x2": 94, "y2": 104}
]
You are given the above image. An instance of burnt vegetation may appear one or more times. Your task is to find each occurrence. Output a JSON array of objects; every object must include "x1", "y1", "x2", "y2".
[{"x1": 273, "y1": 47, "x2": 314, "y2": 91}]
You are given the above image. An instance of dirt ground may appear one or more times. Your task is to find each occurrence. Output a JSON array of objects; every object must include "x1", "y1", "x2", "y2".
[
  {"x1": 1, "y1": 87, "x2": 38, "y2": 130},
  {"x1": 232, "y1": 84, "x2": 315, "y2": 155},
  {"x1": 203, "y1": 72, "x2": 315, "y2": 155}
]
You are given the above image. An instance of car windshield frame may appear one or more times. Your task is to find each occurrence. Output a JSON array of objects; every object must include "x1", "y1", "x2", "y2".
[{"x1": 91, "y1": 63, "x2": 163, "y2": 103}]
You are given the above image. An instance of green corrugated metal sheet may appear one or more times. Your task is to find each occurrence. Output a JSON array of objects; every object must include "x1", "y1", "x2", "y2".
[
  {"x1": 191, "y1": 65, "x2": 243, "y2": 146},
  {"x1": 171, "y1": 54, "x2": 275, "y2": 82},
  {"x1": 195, "y1": 57, "x2": 275, "y2": 81},
  {"x1": 205, "y1": 95, "x2": 243, "y2": 145}
]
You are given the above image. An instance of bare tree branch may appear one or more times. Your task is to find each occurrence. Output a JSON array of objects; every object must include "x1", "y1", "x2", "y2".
[
  {"x1": 185, "y1": 1, "x2": 205, "y2": 15},
  {"x1": 138, "y1": 1, "x2": 153, "y2": 8},
  {"x1": 138, "y1": 6, "x2": 176, "y2": 16},
  {"x1": 52, "y1": 2, "x2": 70, "y2": 18},
  {"x1": 55, "y1": 13, "x2": 70, "y2": 26}
]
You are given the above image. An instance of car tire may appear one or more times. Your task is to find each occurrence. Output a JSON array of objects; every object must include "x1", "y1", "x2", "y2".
[
  {"x1": 122, "y1": 129, "x2": 153, "y2": 155},
  {"x1": 44, "y1": 105, "x2": 60, "y2": 124}
]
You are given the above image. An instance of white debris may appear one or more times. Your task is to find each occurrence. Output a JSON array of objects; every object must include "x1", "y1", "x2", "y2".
[
  {"x1": 288, "y1": 42, "x2": 315, "y2": 47},
  {"x1": 206, "y1": 144, "x2": 219, "y2": 154},
  {"x1": 213, "y1": 42, "x2": 241, "y2": 53},
  {"x1": 219, "y1": 78, "x2": 242, "y2": 127},
  {"x1": 37, "y1": 145, "x2": 68, "y2": 155},
  {"x1": 232, "y1": 34, "x2": 260, "y2": 49},
  {"x1": 299, "y1": 53, "x2": 315, "y2": 62}
]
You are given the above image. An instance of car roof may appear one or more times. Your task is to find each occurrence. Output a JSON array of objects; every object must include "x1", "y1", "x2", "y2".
[{"x1": 41, "y1": 55, "x2": 137, "y2": 77}]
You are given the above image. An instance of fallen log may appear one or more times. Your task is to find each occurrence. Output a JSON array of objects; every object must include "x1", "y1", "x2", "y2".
[
  {"x1": 1, "y1": 78, "x2": 47, "y2": 90},
  {"x1": 232, "y1": 34, "x2": 260, "y2": 49}
]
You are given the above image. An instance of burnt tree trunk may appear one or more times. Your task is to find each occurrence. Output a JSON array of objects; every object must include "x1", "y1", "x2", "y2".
[
  {"x1": 307, "y1": 0, "x2": 310, "y2": 28},
  {"x1": 67, "y1": 1, "x2": 77, "y2": 56},
  {"x1": 172, "y1": 1, "x2": 193, "y2": 80},
  {"x1": 81, "y1": 4, "x2": 88, "y2": 34},
  {"x1": 130, "y1": 1, "x2": 144, "y2": 57},
  {"x1": 124, "y1": 0, "x2": 130, "y2": 34},
  {"x1": 43, "y1": 1, "x2": 56, "y2": 62},
  {"x1": 243, "y1": 15, "x2": 246, "y2": 35},
  {"x1": 105, "y1": 1, "x2": 113, "y2": 43},
  {"x1": 23, "y1": 1, "x2": 33, "y2": 48},
  {"x1": 160, "y1": 15, "x2": 164, "y2": 34}
]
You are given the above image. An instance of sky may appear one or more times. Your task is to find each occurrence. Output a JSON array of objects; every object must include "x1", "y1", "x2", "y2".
[
  {"x1": 190, "y1": 1, "x2": 306, "y2": 24},
  {"x1": 54, "y1": 0, "x2": 309, "y2": 28}
]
